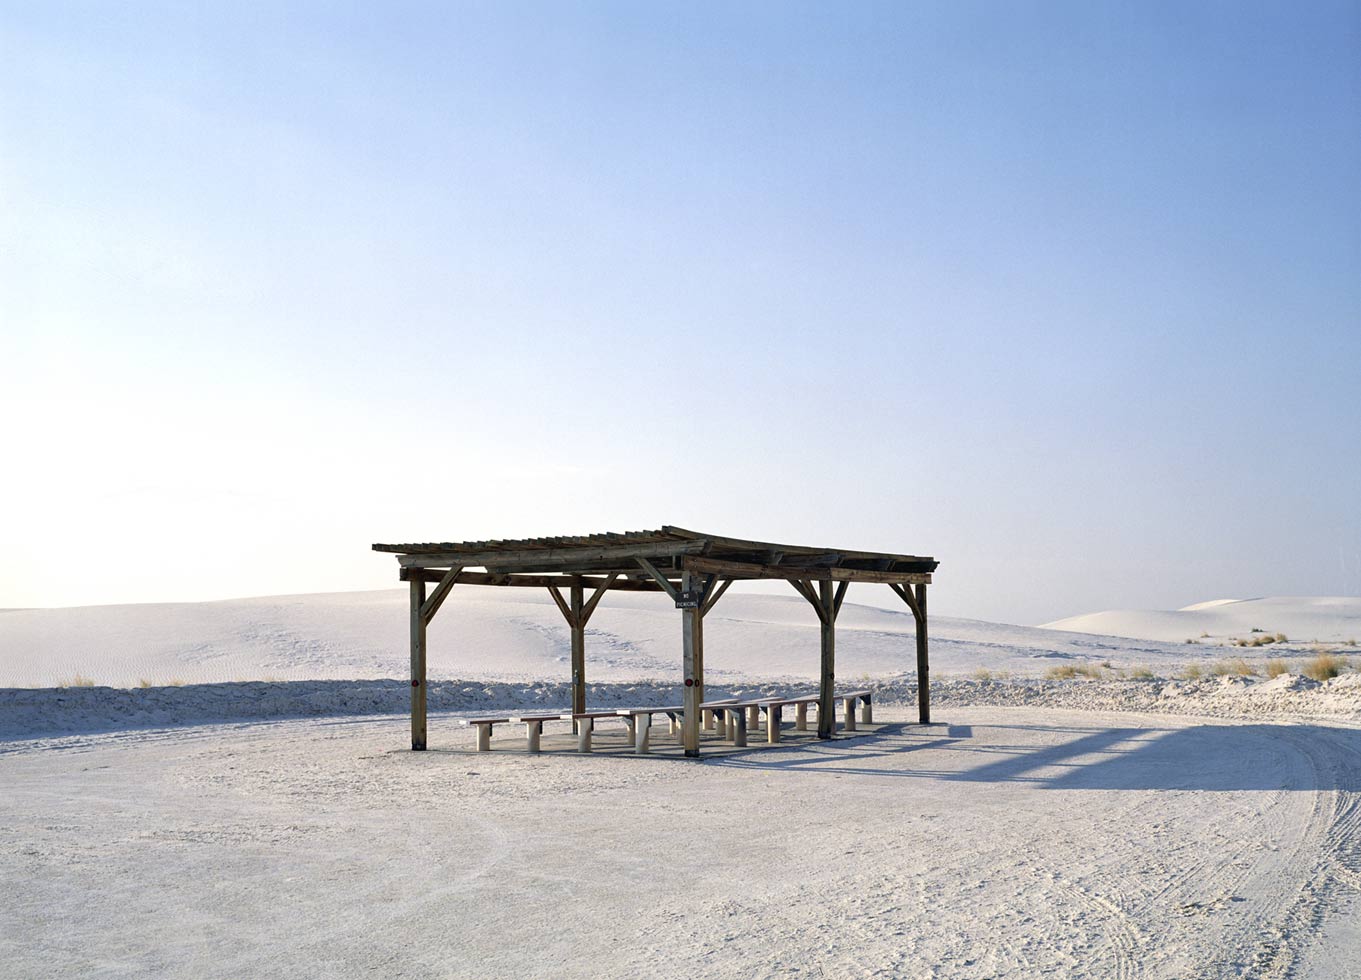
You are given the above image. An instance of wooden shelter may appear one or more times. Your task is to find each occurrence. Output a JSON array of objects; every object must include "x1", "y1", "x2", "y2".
[{"x1": 372, "y1": 527, "x2": 937, "y2": 757}]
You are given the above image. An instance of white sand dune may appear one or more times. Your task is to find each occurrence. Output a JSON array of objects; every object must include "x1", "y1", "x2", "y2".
[
  {"x1": 0, "y1": 587, "x2": 1196, "y2": 690},
  {"x1": 1042, "y1": 596, "x2": 1361, "y2": 644}
]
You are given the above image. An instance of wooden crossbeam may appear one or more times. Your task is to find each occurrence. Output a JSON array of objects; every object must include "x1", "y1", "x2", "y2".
[
  {"x1": 701, "y1": 577, "x2": 733, "y2": 616},
  {"x1": 398, "y1": 540, "x2": 705, "y2": 569},
  {"x1": 833, "y1": 580, "x2": 849, "y2": 618},
  {"x1": 889, "y1": 581, "x2": 923, "y2": 623},
  {"x1": 546, "y1": 584, "x2": 574, "y2": 625},
  {"x1": 787, "y1": 578, "x2": 826, "y2": 624},
  {"x1": 402, "y1": 569, "x2": 665, "y2": 591},
  {"x1": 684, "y1": 555, "x2": 930, "y2": 585},
  {"x1": 420, "y1": 566, "x2": 462, "y2": 625},
  {"x1": 636, "y1": 558, "x2": 681, "y2": 601},
  {"x1": 580, "y1": 572, "x2": 619, "y2": 624}
]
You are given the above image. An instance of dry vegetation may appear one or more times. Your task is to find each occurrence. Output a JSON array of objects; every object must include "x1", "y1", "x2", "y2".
[
  {"x1": 1233, "y1": 632, "x2": 1288, "y2": 647},
  {"x1": 1302, "y1": 651, "x2": 1351, "y2": 682}
]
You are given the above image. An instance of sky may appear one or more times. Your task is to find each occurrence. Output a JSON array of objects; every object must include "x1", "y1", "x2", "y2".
[{"x1": 2, "y1": 1, "x2": 1359, "y2": 624}]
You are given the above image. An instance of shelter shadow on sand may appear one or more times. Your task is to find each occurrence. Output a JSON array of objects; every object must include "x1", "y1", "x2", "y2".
[{"x1": 712, "y1": 722, "x2": 1361, "y2": 793}]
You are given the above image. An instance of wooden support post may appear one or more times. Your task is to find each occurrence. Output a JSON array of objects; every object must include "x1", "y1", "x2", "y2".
[
  {"x1": 766, "y1": 705, "x2": 782, "y2": 744},
  {"x1": 818, "y1": 579, "x2": 836, "y2": 739},
  {"x1": 570, "y1": 579, "x2": 585, "y2": 730},
  {"x1": 410, "y1": 577, "x2": 428, "y2": 751},
  {"x1": 843, "y1": 696, "x2": 857, "y2": 732},
  {"x1": 526, "y1": 721, "x2": 542, "y2": 753},
  {"x1": 795, "y1": 702, "x2": 808, "y2": 730},
  {"x1": 681, "y1": 569, "x2": 703, "y2": 757},
  {"x1": 915, "y1": 582, "x2": 930, "y2": 724},
  {"x1": 862, "y1": 693, "x2": 873, "y2": 725},
  {"x1": 475, "y1": 723, "x2": 491, "y2": 752}
]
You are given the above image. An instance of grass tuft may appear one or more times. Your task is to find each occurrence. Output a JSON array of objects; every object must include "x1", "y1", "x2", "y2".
[
  {"x1": 1127, "y1": 666, "x2": 1156, "y2": 680},
  {"x1": 1302, "y1": 652, "x2": 1350, "y2": 682},
  {"x1": 1210, "y1": 658, "x2": 1257, "y2": 677},
  {"x1": 1265, "y1": 659, "x2": 1289, "y2": 678},
  {"x1": 1179, "y1": 664, "x2": 1204, "y2": 681}
]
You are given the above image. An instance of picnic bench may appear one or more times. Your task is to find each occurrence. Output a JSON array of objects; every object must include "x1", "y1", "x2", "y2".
[{"x1": 461, "y1": 688, "x2": 877, "y2": 753}]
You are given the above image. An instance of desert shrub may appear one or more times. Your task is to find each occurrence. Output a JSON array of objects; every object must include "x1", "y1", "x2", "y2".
[
  {"x1": 1251, "y1": 627, "x2": 1264, "y2": 633},
  {"x1": 1185, "y1": 638, "x2": 1198, "y2": 645},
  {"x1": 1211, "y1": 658, "x2": 1256, "y2": 677},
  {"x1": 136, "y1": 678, "x2": 152, "y2": 688},
  {"x1": 1179, "y1": 664, "x2": 1204, "y2": 681},
  {"x1": 167, "y1": 678, "x2": 186, "y2": 687},
  {"x1": 1128, "y1": 667, "x2": 1155, "y2": 680},
  {"x1": 1045, "y1": 664, "x2": 1079, "y2": 680},
  {"x1": 973, "y1": 669, "x2": 994, "y2": 682},
  {"x1": 1345, "y1": 638, "x2": 1357, "y2": 647},
  {"x1": 57, "y1": 674, "x2": 95, "y2": 688},
  {"x1": 1274, "y1": 633, "x2": 1288, "y2": 643},
  {"x1": 1200, "y1": 632, "x2": 1211, "y2": 638},
  {"x1": 1303, "y1": 652, "x2": 1350, "y2": 682},
  {"x1": 1075, "y1": 663, "x2": 1107, "y2": 679},
  {"x1": 1265, "y1": 659, "x2": 1288, "y2": 678}
]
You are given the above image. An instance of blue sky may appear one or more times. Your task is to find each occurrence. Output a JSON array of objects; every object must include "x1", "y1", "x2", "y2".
[{"x1": 2, "y1": 1, "x2": 1358, "y2": 622}]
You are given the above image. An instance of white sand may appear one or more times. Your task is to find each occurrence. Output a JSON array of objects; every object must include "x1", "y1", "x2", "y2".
[
  {"x1": 2, "y1": 706, "x2": 1358, "y2": 979},
  {"x1": 3, "y1": 590, "x2": 1360, "y2": 978},
  {"x1": 0, "y1": 588, "x2": 1322, "y2": 689},
  {"x1": 1043, "y1": 596, "x2": 1361, "y2": 645}
]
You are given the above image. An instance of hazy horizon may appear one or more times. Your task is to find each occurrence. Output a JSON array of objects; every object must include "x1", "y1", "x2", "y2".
[{"x1": 3, "y1": 2, "x2": 1359, "y2": 624}]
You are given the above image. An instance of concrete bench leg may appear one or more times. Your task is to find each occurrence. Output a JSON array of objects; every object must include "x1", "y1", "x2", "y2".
[
  {"x1": 577, "y1": 718, "x2": 593, "y2": 753},
  {"x1": 668, "y1": 713, "x2": 680, "y2": 736},
  {"x1": 731, "y1": 710, "x2": 747, "y2": 747},
  {"x1": 843, "y1": 697, "x2": 857, "y2": 732},
  {"x1": 747, "y1": 704, "x2": 760, "y2": 732},
  {"x1": 476, "y1": 723, "x2": 492, "y2": 752},
  {"x1": 767, "y1": 706, "x2": 782, "y2": 744},
  {"x1": 526, "y1": 721, "x2": 543, "y2": 753},
  {"x1": 714, "y1": 711, "x2": 728, "y2": 739},
  {"x1": 862, "y1": 695, "x2": 873, "y2": 725},
  {"x1": 623, "y1": 717, "x2": 636, "y2": 743},
  {"x1": 795, "y1": 704, "x2": 808, "y2": 731},
  {"x1": 635, "y1": 714, "x2": 651, "y2": 754},
  {"x1": 702, "y1": 708, "x2": 715, "y2": 731}
]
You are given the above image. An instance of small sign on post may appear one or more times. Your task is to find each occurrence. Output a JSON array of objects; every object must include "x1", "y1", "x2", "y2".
[{"x1": 675, "y1": 589, "x2": 700, "y2": 610}]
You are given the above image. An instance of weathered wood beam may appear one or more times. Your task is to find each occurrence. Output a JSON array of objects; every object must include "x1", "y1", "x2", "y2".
[
  {"x1": 680, "y1": 569, "x2": 704, "y2": 757},
  {"x1": 546, "y1": 584, "x2": 574, "y2": 625},
  {"x1": 420, "y1": 566, "x2": 462, "y2": 626},
  {"x1": 410, "y1": 577, "x2": 427, "y2": 751},
  {"x1": 818, "y1": 579, "x2": 836, "y2": 739},
  {"x1": 683, "y1": 555, "x2": 931, "y2": 585},
  {"x1": 401, "y1": 569, "x2": 666, "y2": 591},
  {"x1": 833, "y1": 580, "x2": 849, "y2": 619},
  {"x1": 915, "y1": 582, "x2": 930, "y2": 724},
  {"x1": 787, "y1": 578, "x2": 826, "y2": 624},
  {"x1": 701, "y1": 577, "x2": 733, "y2": 616},
  {"x1": 579, "y1": 572, "x2": 619, "y2": 624},
  {"x1": 570, "y1": 580, "x2": 586, "y2": 724},
  {"x1": 397, "y1": 540, "x2": 704, "y2": 569},
  {"x1": 636, "y1": 558, "x2": 681, "y2": 602},
  {"x1": 889, "y1": 581, "x2": 923, "y2": 623}
]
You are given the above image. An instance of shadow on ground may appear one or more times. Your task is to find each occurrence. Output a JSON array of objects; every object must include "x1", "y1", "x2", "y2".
[{"x1": 710, "y1": 721, "x2": 1361, "y2": 792}]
